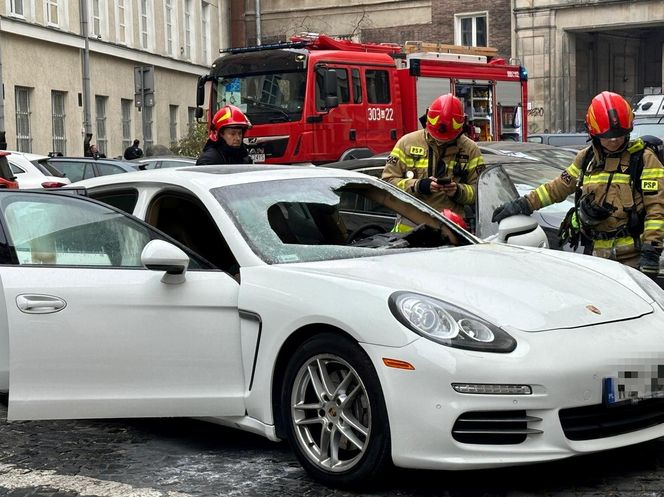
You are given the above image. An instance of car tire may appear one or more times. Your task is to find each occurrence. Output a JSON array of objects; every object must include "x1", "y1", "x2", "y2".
[{"x1": 281, "y1": 333, "x2": 391, "y2": 487}]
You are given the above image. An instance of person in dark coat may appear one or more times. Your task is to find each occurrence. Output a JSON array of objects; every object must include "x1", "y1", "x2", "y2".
[
  {"x1": 196, "y1": 105, "x2": 253, "y2": 165},
  {"x1": 124, "y1": 139, "x2": 144, "y2": 160}
]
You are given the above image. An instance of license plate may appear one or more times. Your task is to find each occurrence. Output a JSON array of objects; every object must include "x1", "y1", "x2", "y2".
[
  {"x1": 603, "y1": 367, "x2": 664, "y2": 405},
  {"x1": 250, "y1": 153, "x2": 265, "y2": 163}
]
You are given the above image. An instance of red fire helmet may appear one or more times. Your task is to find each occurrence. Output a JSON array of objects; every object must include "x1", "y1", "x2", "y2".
[
  {"x1": 441, "y1": 208, "x2": 468, "y2": 230},
  {"x1": 426, "y1": 94, "x2": 466, "y2": 142},
  {"x1": 209, "y1": 105, "x2": 252, "y2": 141},
  {"x1": 585, "y1": 91, "x2": 633, "y2": 139}
]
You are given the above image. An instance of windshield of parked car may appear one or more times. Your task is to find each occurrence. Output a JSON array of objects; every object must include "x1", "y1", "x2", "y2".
[{"x1": 213, "y1": 177, "x2": 473, "y2": 264}]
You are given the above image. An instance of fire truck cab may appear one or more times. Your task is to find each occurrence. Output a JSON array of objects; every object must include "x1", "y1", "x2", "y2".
[{"x1": 196, "y1": 34, "x2": 528, "y2": 164}]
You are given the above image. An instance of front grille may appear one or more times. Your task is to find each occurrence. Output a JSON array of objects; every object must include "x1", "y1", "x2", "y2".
[
  {"x1": 559, "y1": 398, "x2": 664, "y2": 441},
  {"x1": 452, "y1": 410, "x2": 543, "y2": 445}
]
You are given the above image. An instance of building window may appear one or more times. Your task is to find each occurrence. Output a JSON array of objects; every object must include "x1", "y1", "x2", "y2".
[
  {"x1": 140, "y1": 0, "x2": 154, "y2": 50},
  {"x1": 455, "y1": 12, "x2": 488, "y2": 47},
  {"x1": 201, "y1": 2, "x2": 210, "y2": 64},
  {"x1": 143, "y1": 106, "x2": 153, "y2": 152},
  {"x1": 116, "y1": 0, "x2": 128, "y2": 44},
  {"x1": 169, "y1": 105, "x2": 179, "y2": 145},
  {"x1": 187, "y1": 106, "x2": 197, "y2": 129},
  {"x1": 45, "y1": 0, "x2": 59, "y2": 25},
  {"x1": 121, "y1": 99, "x2": 133, "y2": 151},
  {"x1": 184, "y1": 0, "x2": 193, "y2": 59},
  {"x1": 90, "y1": 0, "x2": 102, "y2": 37},
  {"x1": 9, "y1": 0, "x2": 24, "y2": 16},
  {"x1": 51, "y1": 91, "x2": 67, "y2": 155},
  {"x1": 165, "y1": 0, "x2": 176, "y2": 56},
  {"x1": 15, "y1": 86, "x2": 32, "y2": 152},
  {"x1": 95, "y1": 95, "x2": 108, "y2": 155}
]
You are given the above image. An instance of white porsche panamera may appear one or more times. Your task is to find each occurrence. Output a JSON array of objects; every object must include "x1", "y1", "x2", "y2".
[{"x1": 2, "y1": 164, "x2": 664, "y2": 488}]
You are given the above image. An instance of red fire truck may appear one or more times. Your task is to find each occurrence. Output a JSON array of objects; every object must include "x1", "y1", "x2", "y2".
[{"x1": 195, "y1": 34, "x2": 528, "y2": 164}]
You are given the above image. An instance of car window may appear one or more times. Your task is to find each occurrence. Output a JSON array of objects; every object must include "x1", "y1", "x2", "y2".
[
  {"x1": 97, "y1": 163, "x2": 127, "y2": 176},
  {"x1": 54, "y1": 162, "x2": 91, "y2": 182},
  {"x1": 366, "y1": 70, "x2": 390, "y2": 104},
  {"x1": 1, "y1": 193, "x2": 153, "y2": 267},
  {"x1": 10, "y1": 164, "x2": 25, "y2": 175},
  {"x1": 503, "y1": 164, "x2": 575, "y2": 215},
  {"x1": 90, "y1": 189, "x2": 139, "y2": 214},
  {"x1": 35, "y1": 160, "x2": 66, "y2": 177},
  {"x1": 632, "y1": 123, "x2": 664, "y2": 139},
  {"x1": 527, "y1": 136, "x2": 543, "y2": 144},
  {"x1": 476, "y1": 167, "x2": 518, "y2": 239},
  {"x1": 0, "y1": 157, "x2": 15, "y2": 182}
]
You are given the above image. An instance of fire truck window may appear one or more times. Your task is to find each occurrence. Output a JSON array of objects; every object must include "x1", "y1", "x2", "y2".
[
  {"x1": 352, "y1": 69, "x2": 362, "y2": 104},
  {"x1": 316, "y1": 68, "x2": 350, "y2": 111},
  {"x1": 335, "y1": 69, "x2": 350, "y2": 103},
  {"x1": 366, "y1": 70, "x2": 390, "y2": 104}
]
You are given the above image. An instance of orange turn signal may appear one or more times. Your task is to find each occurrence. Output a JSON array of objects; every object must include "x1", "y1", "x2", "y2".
[{"x1": 382, "y1": 358, "x2": 415, "y2": 370}]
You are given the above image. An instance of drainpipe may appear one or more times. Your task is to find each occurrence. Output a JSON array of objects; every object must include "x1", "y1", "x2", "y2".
[
  {"x1": 80, "y1": 0, "x2": 93, "y2": 152},
  {"x1": 0, "y1": 20, "x2": 6, "y2": 150},
  {"x1": 255, "y1": 0, "x2": 261, "y2": 45}
]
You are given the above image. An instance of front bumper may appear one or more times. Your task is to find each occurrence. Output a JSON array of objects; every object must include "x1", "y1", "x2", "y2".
[{"x1": 362, "y1": 310, "x2": 664, "y2": 470}]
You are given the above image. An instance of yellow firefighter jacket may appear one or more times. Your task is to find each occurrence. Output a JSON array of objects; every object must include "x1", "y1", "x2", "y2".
[
  {"x1": 381, "y1": 130, "x2": 485, "y2": 216},
  {"x1": 524, "y1": 138, "x2": 664, "y2": 265}
]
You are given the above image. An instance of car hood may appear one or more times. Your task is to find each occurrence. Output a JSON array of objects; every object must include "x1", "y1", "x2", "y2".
[{"x1": 287, "y1": 244, "x2": 653, "y2": 332}]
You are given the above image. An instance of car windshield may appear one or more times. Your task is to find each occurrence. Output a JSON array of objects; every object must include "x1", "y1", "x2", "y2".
[
  {"x1": 486, "y1": 147, "x2": 577, "y2": 169},
  {"x1": 212, "y1": 177, "x2": 472, "y2": 264}
]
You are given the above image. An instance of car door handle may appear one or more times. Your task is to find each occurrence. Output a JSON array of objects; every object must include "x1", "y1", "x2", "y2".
[{"x1": 16, "y1": 294, "x2": 67, "y2": 314}]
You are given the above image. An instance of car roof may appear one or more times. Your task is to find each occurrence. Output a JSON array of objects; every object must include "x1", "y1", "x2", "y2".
[
  {"x1": 135, "y1": 156, "x2": 196, "y2": 161},
  {"x1": 71, "y1": 163, "x2": 369, "y2": 190},
  {"x1": 47, "y1": 157, "x2": 139, "y2": 169},
  {"x1": 4, "y1": 150, "x2": 49, "y2": 161}
]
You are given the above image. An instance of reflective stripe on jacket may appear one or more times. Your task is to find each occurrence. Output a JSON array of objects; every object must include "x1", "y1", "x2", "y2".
[{"x1": 381, "y1": 130, "x2": 485, "y2": 215}]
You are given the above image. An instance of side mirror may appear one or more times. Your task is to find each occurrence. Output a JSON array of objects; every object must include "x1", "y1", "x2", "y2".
[
  {"x1": 323, "y1": 69, "x2": 339, "y2": 110},
  {"x1": 195, "y1": 107, "x2": 204, "y2": 119},
  {"x1": 141, "y1": 239, "x2": 190, "y2": 285},
  {"x1": 196, "y1": 75, "x2": 208, "y2": 107},
  {"x1": 486, "y1": 214, "x2": 549, "y2": 248}
]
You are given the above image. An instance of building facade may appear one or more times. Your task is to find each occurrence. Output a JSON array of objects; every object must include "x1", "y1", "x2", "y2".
[
  {"x1": 515, "y1": 0, "x2": 664, "y2": 134},
  {"x1": 240, "y1": 0, "x2": 664, "y2": 136},
  {"x1": 0, "y1": 0, "x2": 231, "y2": 157}
]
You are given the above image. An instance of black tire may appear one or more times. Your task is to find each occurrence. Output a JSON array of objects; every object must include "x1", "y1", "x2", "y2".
[{"x1": 281, "y1": 333, "x2": 391, "y2": 488}]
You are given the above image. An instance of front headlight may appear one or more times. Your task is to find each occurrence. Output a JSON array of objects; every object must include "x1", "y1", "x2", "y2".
[
  {"x1": 389, "y1": 291, "x2": 516, "y2": 353},
  {"x1": 624, "y1": 266, "x2": 664, "y2": 311}
]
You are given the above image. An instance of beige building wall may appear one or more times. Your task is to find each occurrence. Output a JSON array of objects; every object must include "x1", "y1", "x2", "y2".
[
  {"x1": 514, "y1": 0, "x2": 664, "y2": 134},
  {"x1": 0, "y1": 0, "x2": 228, "y2": 156}
]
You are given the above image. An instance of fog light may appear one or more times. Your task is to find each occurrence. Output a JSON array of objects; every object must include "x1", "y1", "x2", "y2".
[{"x1": 452, "y1": 383, "x2": 532, "y2": 395}]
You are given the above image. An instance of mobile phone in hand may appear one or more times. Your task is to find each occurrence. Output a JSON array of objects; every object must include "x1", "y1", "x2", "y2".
[{"x1": 436, "y1": 176, "x2": 452, "y2": 185}]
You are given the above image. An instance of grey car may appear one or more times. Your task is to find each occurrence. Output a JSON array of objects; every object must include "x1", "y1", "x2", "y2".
[{"x1": 45, "y1": 157, "x2": 140, "y2": 183}]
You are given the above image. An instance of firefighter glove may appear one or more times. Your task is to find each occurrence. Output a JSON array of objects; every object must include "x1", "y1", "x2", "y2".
[
  {"x1": 492, "y1": 197, "x2": 533, "y2": 223},
  {"x1": 639, "y1": 243, "x2": 662, "y2": 275},
  {"x1": 417, "y1": 178, "x2": 433, "y2": 194}
]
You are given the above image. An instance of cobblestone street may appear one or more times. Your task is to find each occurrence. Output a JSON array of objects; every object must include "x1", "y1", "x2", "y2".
[{"x1": 2, "y1": 394, "x2": 664, "y2": 496}]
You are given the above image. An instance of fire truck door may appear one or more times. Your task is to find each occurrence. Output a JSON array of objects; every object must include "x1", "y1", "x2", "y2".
[
  {"x1": 495, "y1": 81, "x2": 524, "y2": 141},
  {"x1": 312, "y1": 65, "x2": 366, "y2": 162},
  {"x1": 364, "y1": 67, "x2": 399, "y2": 156}
]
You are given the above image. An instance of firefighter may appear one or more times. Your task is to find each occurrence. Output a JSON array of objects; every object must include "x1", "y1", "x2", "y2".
[
  {"x1": 382, "y1": 94, "x2": 485, "y2": 228},
  {"x1": 492, "y1": 90, "x2": 664, "y2": 274},
  {"x1": 196, "y1": 105, "x2": 253, "y2": 165}
]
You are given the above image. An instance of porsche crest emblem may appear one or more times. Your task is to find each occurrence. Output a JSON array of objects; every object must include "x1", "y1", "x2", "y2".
[{"x1": 586, "y1": 304, "x2": 601, "y2": 315}]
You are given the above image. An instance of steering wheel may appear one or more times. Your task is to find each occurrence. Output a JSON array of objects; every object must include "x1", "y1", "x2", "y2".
[{"x1": 346, "y1": 223, "x2": 388, "y2": 244}]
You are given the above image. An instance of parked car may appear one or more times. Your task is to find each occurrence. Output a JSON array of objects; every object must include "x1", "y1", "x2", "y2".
[
  {"x1": 5, "y1": 150, "x2": 70, "y2": 189},
  {"x1": 0, "y1": 152, "x2": 19, "y2": 189},
  {"x1": 527, "y1": 133, "x2": 589, "y2": 148},
  {"x1": 132, "y1": 156, "x2": 196, "y2": 170},
  {"x1": 44, "y1": 157, "x2": 139, "y2": 183},
  {"x1": 632, "y1": 116, "x2": 664, "y2": 140},
  {"x1": 479, "y1": 141, "x2": 578, "y2": 170},
  {"x1": 3, "y1": 166, "x2": 663, "y2": 487}
]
